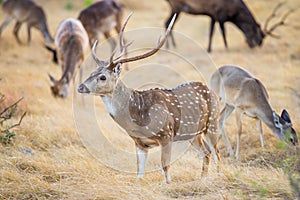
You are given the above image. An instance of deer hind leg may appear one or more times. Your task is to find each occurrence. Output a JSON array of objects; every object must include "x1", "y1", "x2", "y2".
[
  {"x1": 256, "y1": 119, "x2": 264, "y2": 148},
  {"x1": 26, "y1": 23, "x2": 32, "y2": 45},
  {"x1": 194, "y1": 135, "x2": 210, "y2": 176},
  {"x1": 87, "y1": 30, "x2": 98, "y2": 47},
  {"x1": 219, "y1": 104, "x2": 234, "y2": 156},
  {"x1": 136, "y1": 146, "x2": 148, "y2": 179},
  {"x1": 204, "y1": 133, "x2": 220, "y2": 174},
  {"x1": 207, "y1": 18, "x2": 216, "y2": 52},
  {"x1": 0, "y1": 15, "x2": 13, "y2": 36},
  {"x1": 160, "y1": 141, "x2": 172, "y2": 183},
  {"x1": 235, "y1": 108, "x2": 243, "y2": 160},
  {"x1": 13, "y1": 21, "x2": 22, "y2": 44},
  {"x1": 104, "y1": 32, "x2": 117, "y2": 52}
]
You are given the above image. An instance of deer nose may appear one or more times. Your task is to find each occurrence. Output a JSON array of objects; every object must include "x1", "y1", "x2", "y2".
[{"x1": 78, "y1": 84, "x2": 90, "y2": 93}]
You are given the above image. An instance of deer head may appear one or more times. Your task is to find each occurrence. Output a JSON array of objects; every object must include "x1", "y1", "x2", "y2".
[
  {"x1": 233, "y1": 2, "x2": 294, "y2": 48},
  {"x1": 230, "y1": 1, "x2": 265, "y2": 48},
  {"x1": 49, "y1": 73, "x2": 71, "y2": 98},
  {"x1": 273, "y1": 109, "x2": 298, "y2": 146},
  {"x1": 78, "y1": 14, "x2": 176, "y2": 95}
]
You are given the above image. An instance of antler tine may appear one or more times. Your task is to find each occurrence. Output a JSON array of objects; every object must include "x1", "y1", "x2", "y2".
[
  {"x1": 265, "y1": 8, "x2": 295, "y2": 38},
  {"x1": 108, "y1": 13, "x2": 134, "y2": 64},
  {"x1": 264, "y1": 2, "x2": 285, "y2": 32},
  {"x1": 119, "y1": 12, "x2": 133, "y2": 54},
  {"x1": 115, "y1": 14, "x2": 177, "y2": 65},
  {"x1": 92, "y1": 40, "x2": 107, "y2": 67}
]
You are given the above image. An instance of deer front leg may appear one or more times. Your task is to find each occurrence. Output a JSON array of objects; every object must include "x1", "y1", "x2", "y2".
[
  {"x1": 256, "y1": 119, "x2": 265, "y2": 148},
  {"x1": 161, "y1": 141, "x2": 172, "y2": 183},
  {"x1": 26, "y1": 24, "x2": 33, "y2": 45},
  {"x1": 136, "y1": 146, "x2": 148, "y2": 179},
  {"x1": 13, "y1": 21, "x2": 22, "y2": 44},
  {"x1": 219, "y1": 21, "x2": 228, "y2": 49},
  {"x1": 207, "y1": 18, "x2": 216, "y2": 52},
  {"x1": 235, "y1": 108, "x2": 243, "y2": 159}
]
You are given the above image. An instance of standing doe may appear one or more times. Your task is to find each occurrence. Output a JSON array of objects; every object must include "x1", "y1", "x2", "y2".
[
  {"x1": 0, "y1": 0, "x2": 53, "y2": 44},
  {"x1": 164, "y1": 0, "x2": 294, "y2": 52},
  {"x1": 47, "y1": 18, "x2": 89, "y2": 98},
  {"x1": 78, "y1": 0, "x2": 124, "y2": 49},
  {"x1": 78, "y1": 15, "x2": 221, "y2": 183},
  {"x1": 210, "y1": 65, "x2": 298, "y2": 159}
]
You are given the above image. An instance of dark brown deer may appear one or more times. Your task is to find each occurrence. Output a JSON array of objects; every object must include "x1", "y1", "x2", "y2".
[
  {"x1": 164, "y1": 0, "x2": 294, "y2": 52},
  {"x1": 78, "y1": 15, "x2": 221, "y2": 183},
  {"x1": 47, "y1": 18, "x2": 89, "y2": 98},
  {"x1": 0, "y1": 0, "x2": 53, "y2": 44},
  {"x1": 78, "y1": 0, "x2": 124, "y2": 49}
]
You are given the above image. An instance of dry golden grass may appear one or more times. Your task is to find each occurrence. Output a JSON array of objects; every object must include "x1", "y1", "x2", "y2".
[{"x1": 0, "y1": 0, "x2": 300, "y2": 199}]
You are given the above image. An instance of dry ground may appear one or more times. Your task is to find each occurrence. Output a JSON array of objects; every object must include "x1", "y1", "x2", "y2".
[{"x1": 0, "y1": 0, "x2": 300, "y2": 199}]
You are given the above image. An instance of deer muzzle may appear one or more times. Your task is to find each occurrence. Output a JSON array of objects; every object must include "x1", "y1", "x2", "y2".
[{"x1": 78, "y1": 84, "x2": 90, "y2": 94}]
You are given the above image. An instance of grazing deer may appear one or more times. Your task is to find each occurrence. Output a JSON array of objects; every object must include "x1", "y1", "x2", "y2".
[
  {"x1": 78, "y1": 0, "x2": 124, "y2": 48},
  {"x1": 47, "y1": 18, "x2": 89, "y2": 98},
  {"x1": 78, "y1": 15, "x2": 221, "y2": 183},
  {"x1": 164, "y1": 0, "x2": 294, "y2": 52},
  {"x1": 0, "y1": 0, "x2": 53, "y2": 44},
  {"x1": 210, "y1": 65, "x2": 298, "y2": 159}
]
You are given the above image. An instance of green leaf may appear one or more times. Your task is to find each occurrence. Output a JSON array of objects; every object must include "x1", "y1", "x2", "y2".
[
  {"x1": 84, "y1": 0, "x2": 93, "y2": 8},
  {"x1": 65, "y1": 1, "x2": 73, "y2": 10}
]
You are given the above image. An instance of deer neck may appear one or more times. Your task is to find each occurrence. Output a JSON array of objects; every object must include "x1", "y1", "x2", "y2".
[
  {"x1": 41, "y1": 22, "x2": 53, "y2": 43},
  {"x1": 60, "y1": 47, "x2": 82, "y2": 84},
  {"x1": 100, "y1": 79, "x2": 133, "y2": 124},
  {"x1": 257, "y1": 103, "x2": 282, "y2": 139}
]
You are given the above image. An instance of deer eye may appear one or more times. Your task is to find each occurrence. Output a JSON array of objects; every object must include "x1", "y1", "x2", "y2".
[{"x1": 97, "y1": 75, "x2": 106, "y2": 81}]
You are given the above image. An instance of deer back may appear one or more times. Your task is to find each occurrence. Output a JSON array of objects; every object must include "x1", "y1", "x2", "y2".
[
  {"x1": 3, "y1": 0, "x2": 41, "y2": 23},
  {"x1": 50, "y1": 18, "x2": 88, "y2": 98},
  {"x1": 2, "y1": 0, "x2": 53, "y2": 43},
  {"x1": 229, "y1": 0, "x2": 265, "y2": 47},
  {"x1": 210, "y1": 65, "x2": 270, "y2": 110},
  {"x1": 126, "y1": 82, "x2": 219, "y2": 141},
  {"x1": 55, "y1": 18, "x2": 89, "y2": 69},
  {"x1": 78, "y1": 0, "x2": 124, "y2": 44}
]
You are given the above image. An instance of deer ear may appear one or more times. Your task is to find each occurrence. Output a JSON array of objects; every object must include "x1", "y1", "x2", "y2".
[
  {"x1": 48, "y1": 73, "x2": 56, "y2": 83},
  {"x1": 273, "y1": 111, "x2": 282, "y2": 129},
  {"x1": 113, "y1": 63, "x2": 122, "y2": 77},
  {"x1": 281, "y1": 109, "x2": 292, "y2": 124}
]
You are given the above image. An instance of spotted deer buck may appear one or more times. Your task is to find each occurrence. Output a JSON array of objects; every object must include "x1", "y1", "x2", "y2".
[
  {"x1": 46, "y1": 18, "x2": 89, "y2": 98},
  {"x1": 0, "y1": 0, "x2": 53, "y2": 44},
  {"x1": 164, "y1": 0, "x2": 295, "y2": 52},
  {"x1": 78, "y1": 0, "x2": 124, "y2": 49},
  {"x1": 78, "y1": 15, "x2": 221, "y2": 183},
  {"x1": 210, "y1": 65, "x2": 298, "y2": 159}
]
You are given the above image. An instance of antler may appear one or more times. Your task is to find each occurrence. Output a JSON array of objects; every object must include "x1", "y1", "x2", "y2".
[
  {"x1": 91, "y1": 14, "x2": 177, "y2": 70},
  {"x1": 92, "y1": 40, "x2": 108, "y2": 66},
  {"x1": 111, "y1": 13, "x2": 134, "y2": 62},
  {"x1": 264, "y1": 2, "x2": 296, "y2": 38},
  {"x1": 114, "y1": 14, "x2": 176, "y2": 65}
]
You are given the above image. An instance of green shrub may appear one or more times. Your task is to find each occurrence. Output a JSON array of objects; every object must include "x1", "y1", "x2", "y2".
[
  {"x1": 65, "y1": 1, "x2": 73, "y2": 10},
  {"x1": 0, "y1": 93, "x2": 26, "y2": 145}
]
